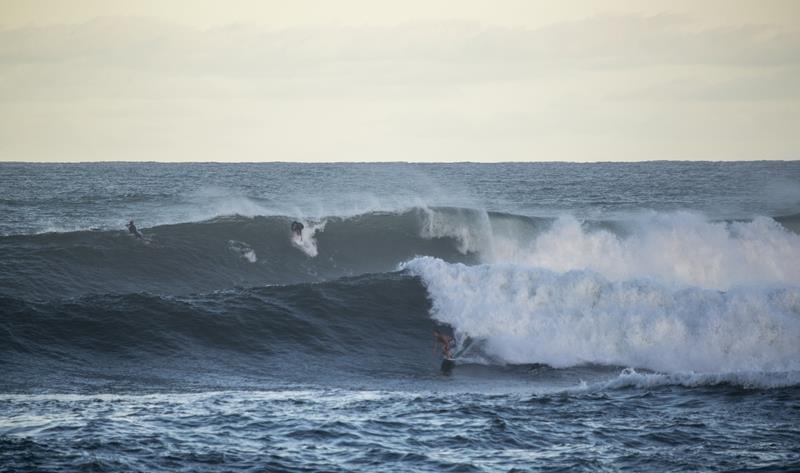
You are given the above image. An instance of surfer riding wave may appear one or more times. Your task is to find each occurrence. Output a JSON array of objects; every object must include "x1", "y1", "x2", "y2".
[
  {"x1": 433, "y1": 330, "x2": 453, "y2": 359},
  {"x1": 291, "y1": 221, "x2": 304, "y2": 240},
  {"x1": 127, "y1": 220, "x2": 143, "y2": 239}
]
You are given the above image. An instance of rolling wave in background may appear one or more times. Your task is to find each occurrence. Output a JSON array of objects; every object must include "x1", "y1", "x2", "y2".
[
  {"x1": 2, "y1": 206, "x2": 798, "y2": 296},
  {"x1": 0, "y1": 208, "x2": 477, "y2": 299}
]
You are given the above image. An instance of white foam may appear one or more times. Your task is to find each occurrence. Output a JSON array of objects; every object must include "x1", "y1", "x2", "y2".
[
  {"x1": 565, "y1": 368, "x2": 800, "y2": 391},
  {"x1": 243, "y1": 249, "x2": 257, "y2": 263},
  {"x1": 227, "y1": 240, "x2": 257, "y2": 263},
  {"x1": 291, "y1": 220, "x2": 327, "y2": 257},
  {"x1": 419, "y1": 211, "x2": 800, "y2": 291},
  {"x1": 403, "y1": 256, "x2": 800, "y2": 375},
  {"x1": 509, "y1": 213, "x2": 800, "y2": 290}
]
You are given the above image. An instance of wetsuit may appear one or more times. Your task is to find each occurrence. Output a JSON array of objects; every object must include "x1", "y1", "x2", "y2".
[
  {"x1": 127, "y1": 221, "x2": 142, "y2": 239},
  {"x1": 291, "y1": 221, "x2": 304, "y2": 236}
]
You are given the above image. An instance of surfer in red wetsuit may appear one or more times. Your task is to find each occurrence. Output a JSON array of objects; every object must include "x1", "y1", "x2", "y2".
[{"x1": 433, "y1": 330, "x2": 453, "y2": 359}]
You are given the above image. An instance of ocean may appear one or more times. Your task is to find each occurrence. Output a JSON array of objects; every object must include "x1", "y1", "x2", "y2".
[{"x1": 1, "y1": 161, "x2": 799, "y2": 471}]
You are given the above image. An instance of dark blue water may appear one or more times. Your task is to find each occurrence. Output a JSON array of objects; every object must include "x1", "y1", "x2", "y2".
[{"x1": 2, "y1": 162, "x2": 800, "y2": 471}]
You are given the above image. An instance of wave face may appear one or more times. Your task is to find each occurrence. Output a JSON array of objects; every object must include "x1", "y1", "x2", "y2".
[
  {"x1": 0, "y1": 273, "x2": 436, "y2": 391},
  {"x1": 0, "y1": 209, "x2": 481, "y2": 299}
]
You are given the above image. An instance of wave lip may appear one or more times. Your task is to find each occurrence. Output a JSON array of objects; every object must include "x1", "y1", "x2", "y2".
[{"x1": 404, "y1": 256, "x2": 800, "y2": 375}]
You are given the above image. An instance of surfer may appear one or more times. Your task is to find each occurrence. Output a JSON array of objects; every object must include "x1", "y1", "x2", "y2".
[
  {"x1": 291, "y1": 221, "x2": 304, "y2": 240},
  {"x1": 433, "y1": 330, "x2": 453, "y2": 359},
  {"x1": 126, "y1": 220, "x2": 143, "y2": 239}
]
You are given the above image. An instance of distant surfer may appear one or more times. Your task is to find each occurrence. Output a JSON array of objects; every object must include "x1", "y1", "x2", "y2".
[
  {"x1": 433, "y1": 330, "x2": 453, "y2": 359},
  {"x1": 291, "y1": 221, "x2": 304, "y2": 240},
  {"x1": 126, "y1": 220, "x2": 143, "y2": 239}
]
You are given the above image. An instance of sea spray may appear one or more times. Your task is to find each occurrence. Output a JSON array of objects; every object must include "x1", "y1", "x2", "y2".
[
  {"x1": 419, "y1": 206, "x2": 493, "y2": 255},
  {"x1": 480, "y1": 213, "x2": 800, "y2": 290}
]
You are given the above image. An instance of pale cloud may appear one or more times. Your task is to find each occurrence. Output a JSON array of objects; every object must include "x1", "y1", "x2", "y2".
[
  {"x1": 2, "y1": 0, "x2": 799, "y2": 29},
  {"x1": 616, "y1": 69, "x2": 800, "y2": 102},
  {"x1": 0, "y1": 11, "x2": 798, "y2": 161}
]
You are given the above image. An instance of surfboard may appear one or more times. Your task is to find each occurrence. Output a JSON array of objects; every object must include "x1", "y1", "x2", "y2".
[{"x1": 452, "y1": 337, "x2": 473, "y2": 359}]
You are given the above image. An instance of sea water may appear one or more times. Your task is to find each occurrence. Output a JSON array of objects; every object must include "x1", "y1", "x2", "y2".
[{"x1": 1, "y1": 162, "x2": 799, "y2": 471}]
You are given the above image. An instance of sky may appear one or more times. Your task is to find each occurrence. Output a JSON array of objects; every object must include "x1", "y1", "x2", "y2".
[{"x1": 0, "y1": 0, "x2": 798, "y2": 162}]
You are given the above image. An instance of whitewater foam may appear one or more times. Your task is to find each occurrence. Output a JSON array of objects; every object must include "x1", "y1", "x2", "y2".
[
  {"x1": 509, "y1": 213, "x2": 800, "y2": 290},
  {"x1": 404, "y1": 256, "x2": 800, "y2": 375},
  {"x1": 227, "y1": 240, "x2": 257, "y2": 263},
  {"x1": 593, "y1": 368, "x2": 800, "y2": 390},
  {"x1": 291, "y1": 220, "x2": 327, "y2": 257},
  {"x1": 421, "y1": 211, "x2": 800, "y2": 291}
]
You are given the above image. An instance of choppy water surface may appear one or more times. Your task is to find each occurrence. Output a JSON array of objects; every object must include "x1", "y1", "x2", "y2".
[
  {"x1": 2, "y1": 162, "x2": 800, "y2": 471},
  {"x1": 3, "y1": 386, "x2": 798, "y2": 472}
]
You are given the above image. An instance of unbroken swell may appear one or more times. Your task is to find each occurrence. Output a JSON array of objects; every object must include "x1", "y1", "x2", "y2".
[
  {"x1": 0, "y1": 209, "x2": 480, "y2": 299},
  {"x1": 0, "y1": 273, "x2": 435, "y2": 391}
]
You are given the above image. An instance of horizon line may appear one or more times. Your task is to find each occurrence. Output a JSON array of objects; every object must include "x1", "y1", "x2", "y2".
[{"x1": 1, "y1": 159, "x2": 797, "y2": 165}]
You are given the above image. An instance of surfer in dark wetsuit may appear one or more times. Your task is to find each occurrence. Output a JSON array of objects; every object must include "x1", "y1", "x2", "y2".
[
  {"x1": 291, "y1": 221, "x2": 304, "y2": 240},
  {"x1": 433, "y1": 330, "x2": 453, "y2": 359},
  {"x1": 126, "y1": 220, "x2": 143, "y2": 239}
]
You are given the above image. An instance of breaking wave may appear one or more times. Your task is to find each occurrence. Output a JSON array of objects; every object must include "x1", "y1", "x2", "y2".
[
  {"x1": 405, "y1": 256, "x2": 800, "y2": 375},
  {"x1": 3, "y1": 205, "x2": 800, "y2": 389}
]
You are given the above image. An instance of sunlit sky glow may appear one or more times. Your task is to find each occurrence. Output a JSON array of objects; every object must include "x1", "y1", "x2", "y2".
[{"x1": 1, "y1": 0, "x2": 798, "y2": 162}]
